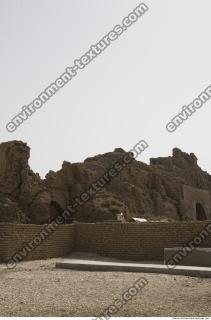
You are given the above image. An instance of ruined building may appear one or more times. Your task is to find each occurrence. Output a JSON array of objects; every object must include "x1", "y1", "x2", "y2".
[{"x1": 0, "y1": 140, "x2": 211, "y2": 224}]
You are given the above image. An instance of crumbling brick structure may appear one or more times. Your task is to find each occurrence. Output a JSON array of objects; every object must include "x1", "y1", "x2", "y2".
[{"x1": 0, "y1": 140, "x2": 211, "y2": 223}]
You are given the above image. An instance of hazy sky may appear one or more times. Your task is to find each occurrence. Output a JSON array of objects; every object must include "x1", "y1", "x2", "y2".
[{"x1": 1, "y1": 0, "x2": 211, "y2": 177}]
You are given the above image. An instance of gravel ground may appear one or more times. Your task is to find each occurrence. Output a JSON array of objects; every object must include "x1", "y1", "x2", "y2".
[{"x1": 0, "y1": 254, "x2": 211, "y2": 317}]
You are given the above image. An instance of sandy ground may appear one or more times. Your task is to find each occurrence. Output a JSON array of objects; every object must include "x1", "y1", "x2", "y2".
[{"x1": 0, "y1": 253, "x2": 211, "y2": 317}]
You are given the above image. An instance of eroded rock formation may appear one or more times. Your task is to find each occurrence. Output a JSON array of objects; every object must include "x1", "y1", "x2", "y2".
[{"x1": 0, "y1": 140, "x2": 211, "y2": 224}]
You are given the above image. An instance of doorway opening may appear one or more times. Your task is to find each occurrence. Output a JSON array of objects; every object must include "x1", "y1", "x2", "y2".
[{"x1": 196, "y1": 203, "x2": 207, "y2": 221}]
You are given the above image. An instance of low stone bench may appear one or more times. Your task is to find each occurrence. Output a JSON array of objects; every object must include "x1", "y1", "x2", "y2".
[{"x1": 164, "y1": 247, "x2": 211, "y2": 267}]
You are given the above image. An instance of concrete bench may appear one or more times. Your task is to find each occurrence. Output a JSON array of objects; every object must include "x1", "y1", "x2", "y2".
[{"x1": 164, "y1": 247, "x2": 211, "y2": 267}]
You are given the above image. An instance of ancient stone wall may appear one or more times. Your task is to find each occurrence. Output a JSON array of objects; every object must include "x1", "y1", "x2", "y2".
[
  {"x1": 75, "y1": 222, "x2": 211, "y2": 260},
  {"x1": 1, "y1": 222, "x2": 211, "y2": 263},
  {"x1": 0, "y1": 223, "x2": 75, "y2": 262},
  {"x1": 181, "y1": 185, "x2": 211, "y2": 220},
  {"x1": 1, "y1": 141, "x2": 211, "y2": 223}
]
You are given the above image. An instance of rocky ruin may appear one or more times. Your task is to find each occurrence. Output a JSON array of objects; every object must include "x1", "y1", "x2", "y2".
[{"x1": 0, "y1": 140, "x2": 211, "y2": 224}]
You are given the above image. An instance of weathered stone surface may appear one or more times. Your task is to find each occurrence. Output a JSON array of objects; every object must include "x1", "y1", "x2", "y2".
[
  {"x1": 0, "y1": 202, "x2": 26, "y2": 223},
  {"x1": 0, "y1": 140, "x2": 211, "y2": 223},
  {"x1": 0, "y1": 141, "x2": 49, "y2": 223}
]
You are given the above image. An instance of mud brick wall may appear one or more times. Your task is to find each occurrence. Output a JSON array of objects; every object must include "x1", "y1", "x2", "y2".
[
  {"x1": 1, "y1": 222, "x2": 211, "y2": 263},
  {"x1": 0, "y1": 223, "x2": 75, "y2": 263},
  {"x1": 75, "y1": 222, "x2": 211, "y2": 261}
]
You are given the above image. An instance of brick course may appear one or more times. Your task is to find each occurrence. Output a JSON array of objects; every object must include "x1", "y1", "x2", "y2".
[
  {"x1": 0, "y1": 222, "x2": 211, "y2": 263},
  {"x1": 75, "y1": 222, "x2": 211, "y2": 261},
  {"x1": 0, "y1": 223, "x2": 75, "y2": 262}
]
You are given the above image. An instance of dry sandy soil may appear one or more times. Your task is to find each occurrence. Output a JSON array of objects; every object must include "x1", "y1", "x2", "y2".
[{"x1": 0, "y1": 253, "x2": 211, "y2": 317}]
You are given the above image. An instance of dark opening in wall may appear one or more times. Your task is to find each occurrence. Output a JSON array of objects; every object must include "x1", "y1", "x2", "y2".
[
  {"x1": 196, "y1": 203, "x2": 207, "y2": 221},
  {"x1": 50, "y1": 201, "x2": 64, "y2": 221}
]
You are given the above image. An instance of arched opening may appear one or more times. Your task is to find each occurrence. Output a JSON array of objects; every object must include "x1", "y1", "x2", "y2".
[
  {"x1": 50, "y1": 201, "x2": 64, "y2": 221},
  {"x1": 196, "y1": 203, "x2": 207, "y2": 221}
]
